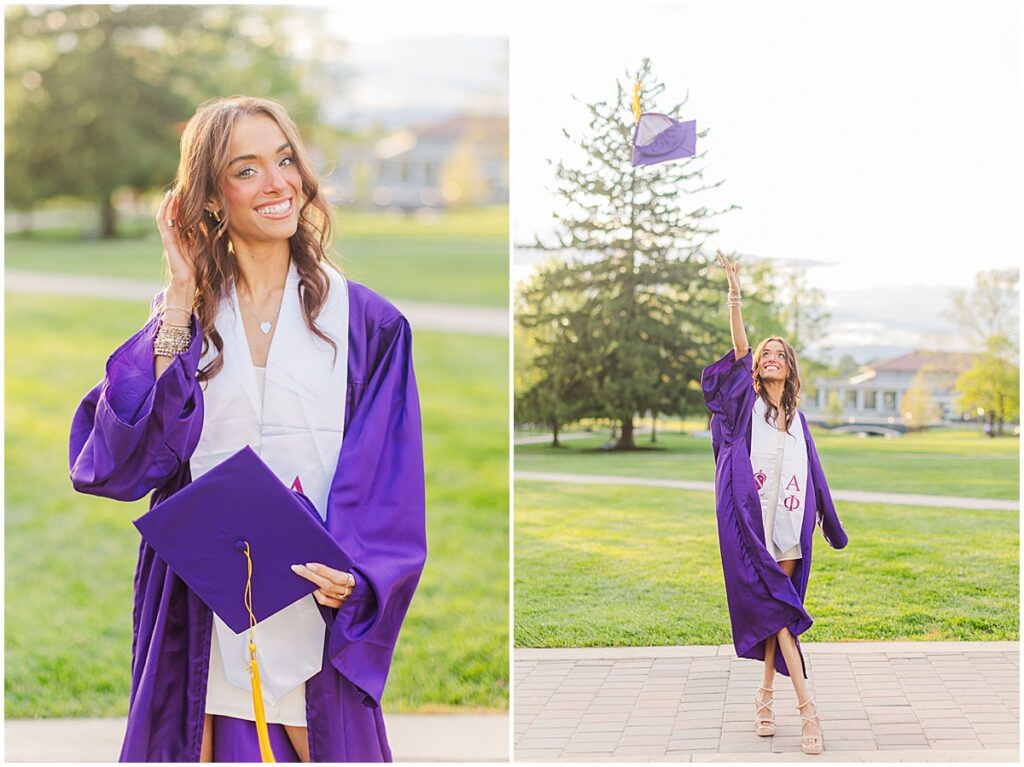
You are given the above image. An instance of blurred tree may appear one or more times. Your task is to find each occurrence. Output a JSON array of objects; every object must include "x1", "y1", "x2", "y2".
[
  {"x1": 825, "y1": 391, "x2": 844, "y2": 427},
  {"x1": 901, "y1": 368, "x2": 941, "y2": 431},
  {"x1": 956, "y1": 335, "x2": 1020, "y2": 437},
  {"x1": 945, "y1": 268, "x2": 1020, "y2": 351},
  {"x1": 798, "y1": 356, "x2": 831, "y2": 405},
  {"x1": 835, "y1": 354, "x2": 861, "y2": 377},
  {"x1": 522, "y1": 59, "x2": 740, "y2": 449},
  {"x1": 762, "y1": 264, "x2": 829, "y2": 357},
  {"x1": 440, "y1": 138, "x2": 490, "y2": 208},
  {"x1": 736, "y1": 257, "x2": 830, "y2": 404},
  {"x1": 5, "y1": 5, "x2": 337, "y2": 237}
]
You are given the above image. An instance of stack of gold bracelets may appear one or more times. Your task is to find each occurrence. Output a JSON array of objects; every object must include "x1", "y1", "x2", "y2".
[{"x1": 154, "y1": 305, "x2": 193, "y2": 358}]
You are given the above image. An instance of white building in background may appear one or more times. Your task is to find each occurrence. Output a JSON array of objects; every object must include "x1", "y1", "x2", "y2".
[
  {"x1": 806, "y1": 351, "x2": 976, "y2": 433},
  {"x1": 328, "y1": 115, "x2": 508, "y2": 210}
]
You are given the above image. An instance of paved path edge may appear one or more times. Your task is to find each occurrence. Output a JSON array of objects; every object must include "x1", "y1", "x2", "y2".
[
  {"x1": 515, "y1": 640, "x2": 1020, "y2": 661},
  {"x1": 5, "y1": 270, "x2": 509, "y2": 338},
  {"x1": 515, "y1": 471, "x2": 1020, "y2": 511}
]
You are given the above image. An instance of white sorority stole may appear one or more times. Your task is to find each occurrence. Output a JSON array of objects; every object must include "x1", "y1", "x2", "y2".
[
  {"x1": 749, "y1": 398, "x2": 808, "y2": 555},
  {"x1": 191, "y1": 260, "x2": 349, "y2": 716}
]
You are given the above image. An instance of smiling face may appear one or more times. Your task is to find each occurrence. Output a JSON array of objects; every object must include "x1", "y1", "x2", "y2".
[
  {"x1": 757, "y1": 339, "x2": 790, "y2": 382},
  {"x1": 217, "y1": 114, "x2": 302, "y2": 247}
]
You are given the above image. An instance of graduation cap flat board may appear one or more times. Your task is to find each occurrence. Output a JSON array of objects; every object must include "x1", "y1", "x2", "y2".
[
  {"x1": 632, "y1": 112, "x2": 697, "y2": 167},
  {"x1": 134, "y1": 445, "x2": 352, "y2": 635}
]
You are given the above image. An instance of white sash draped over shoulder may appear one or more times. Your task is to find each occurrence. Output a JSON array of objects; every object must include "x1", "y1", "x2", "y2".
[
  {"x1": 190, "y1": 261, "x2": 349, "y2": 725},
  {"x1": 749, "y1": 398, "x2": 808, "y2": 561}
]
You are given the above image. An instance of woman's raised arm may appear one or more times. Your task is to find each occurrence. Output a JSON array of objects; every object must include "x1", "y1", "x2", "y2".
[{"x1": 716, "y1": 250, "x2": 749, "y2": 360}]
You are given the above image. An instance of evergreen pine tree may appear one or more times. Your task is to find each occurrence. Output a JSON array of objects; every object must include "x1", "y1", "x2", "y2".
[{"x1": 518, "y1": 59, "x2": 741, "y2": 448}]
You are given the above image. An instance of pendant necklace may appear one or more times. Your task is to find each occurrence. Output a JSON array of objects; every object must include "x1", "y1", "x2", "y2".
[{"x1": 238, "y1": 287, "x2": 280, "y2": 335}]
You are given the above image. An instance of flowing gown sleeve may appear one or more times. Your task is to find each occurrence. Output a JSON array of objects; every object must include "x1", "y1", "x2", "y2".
[
  {"x1": 702, "y1": 348, "x2": 754, "y2": 424},
  {"x1": 701, "y1": 348, "x2": 755, "y2": 459},
  {"x1": 801, "y1": 413, "x2": 848, "y2": 550},
  {"x1": 68, "y1": 299, "x2": 204, "y2": 502},
  {"x1": 325, "y1": 312, "x2": 426, "y2": 707}
]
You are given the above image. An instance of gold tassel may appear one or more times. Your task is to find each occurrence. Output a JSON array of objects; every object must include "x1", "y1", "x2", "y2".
[
  {"x1": 249, "y1": 642, "x2": 276, "y2": 762},
  {"x1": 632, "y1": 80, "x2": 642, "y2": 123},
  {"x1": 243, "y1": 543, "x2": 276, "y2": 763}
]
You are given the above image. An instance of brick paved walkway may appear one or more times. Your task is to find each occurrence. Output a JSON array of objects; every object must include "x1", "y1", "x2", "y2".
[{"x1": 515, "y1": 642, "x2": 1019, "y2": 762}]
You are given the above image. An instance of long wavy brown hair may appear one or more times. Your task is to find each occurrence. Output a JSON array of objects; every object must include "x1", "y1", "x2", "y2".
[
  {"x1": 751, "y1": 336, "x2": 801, "y2": 432},
  {"x1": 157, "y1": 95, "x2": 339, "y2": 382}
]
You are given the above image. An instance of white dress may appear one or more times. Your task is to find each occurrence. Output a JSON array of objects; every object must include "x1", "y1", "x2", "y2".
[{"x1": 749, "y1": 398, "x2": 808, "y2": 562}]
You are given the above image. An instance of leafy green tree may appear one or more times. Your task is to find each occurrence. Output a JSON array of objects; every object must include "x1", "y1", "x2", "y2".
[
  {"x1": 5, "y1": 5, "x2": 331, "y2": 237},
  {"x1": 946, "y1": 268, "x2": 1020, "y2": 350},
  {"x1": 735, "y1": 257, "x2": 831, "y2": 404},
  {"x1": 835, "y1": 354, "x2": 861, "y2": 377},
  {"x1": 825, "y1": 391, "x2": 844, "y2": 427},
  {"x1": 901, "y1": 368, "x2": 941, "y2": 431},
  {"x1": 956, "y1": 335, "x2": 1020, "y2": 437},
  {"x1": 515, "y1": 265, "x2": 600, "y2": 446},
  {"x1": 760, "y1": 263, "x2": 829, "y2": 357}
]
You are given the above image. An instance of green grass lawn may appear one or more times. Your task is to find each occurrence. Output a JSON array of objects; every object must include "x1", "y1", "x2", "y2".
[
  {"x1": 515, "y1": 429, "x2": 1020, "y2": 500},
  {"x1": 5, "y1": 206, "x2": 508, "y2": 308},
  {"x1": 4, "y1": 293, "x2": 508, "y2": 717},
  {"x1": 514, "y1": 481, "x2": 1019, "y2": 648}
]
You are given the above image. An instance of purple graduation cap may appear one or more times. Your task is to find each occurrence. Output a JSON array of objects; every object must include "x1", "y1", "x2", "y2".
[
  {"x1": 133, "y1": 445, "x2": 352, "y2": 635},
  {"x1": 632, "y1": 112, "x2": 697, "y2": 167}
]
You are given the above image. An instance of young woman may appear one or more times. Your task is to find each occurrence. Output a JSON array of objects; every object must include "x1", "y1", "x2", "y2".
[
  {"x1": 69, "y1": 96, "x2": 426, "y2": 762},
  {"x1": 701, "y1": 251, "x2": 848, "y2": 756}
]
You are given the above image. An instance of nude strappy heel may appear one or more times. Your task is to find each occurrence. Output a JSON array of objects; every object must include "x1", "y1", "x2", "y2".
[
  {"x1": 754, "y1": 686, "x2": 775, "y2": 736},
  {"x1": 797, "y1": 697, "x2": 823, "y2": 754}
]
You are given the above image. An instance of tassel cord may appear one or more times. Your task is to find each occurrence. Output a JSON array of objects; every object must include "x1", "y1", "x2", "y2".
[{"x1": 243, "y1": 542, "x2": 276, "y2": 763}]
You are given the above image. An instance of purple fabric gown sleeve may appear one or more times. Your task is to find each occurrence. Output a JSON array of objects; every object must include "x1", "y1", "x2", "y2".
[
  {"x1": 702, "y1": 348, "x2": 755, "y2": 429},
  {"x1": 68, "y1": 305, "x2": 204, "y2": 502},
  {"x1": 325, "y1": 312, "x2": 426, "y2": 707},
  {"x1": 801, "y1": 413, "x2": 848, "y2": 550}
]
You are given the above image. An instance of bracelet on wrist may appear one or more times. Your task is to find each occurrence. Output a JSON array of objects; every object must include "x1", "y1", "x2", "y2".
[
  {"x1": 154, "y1": 318, "x2": 193, "y2": 358},
  {"x1": 159, "y1": 319, "x2": 190, "y2": 329}
]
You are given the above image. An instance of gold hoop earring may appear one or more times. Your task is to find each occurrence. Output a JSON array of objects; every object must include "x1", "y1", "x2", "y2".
[{"x1": 207, "y1": 208, "x2": 222, "y2": 223}]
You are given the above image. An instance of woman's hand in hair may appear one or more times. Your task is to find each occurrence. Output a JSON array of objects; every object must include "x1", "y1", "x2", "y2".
[
  {"x1": 154, "y1": 191, "x2": 197, "y2": 379},
  {"x1": 156, "y1": 191, "x2": 197, "y2": 294}
]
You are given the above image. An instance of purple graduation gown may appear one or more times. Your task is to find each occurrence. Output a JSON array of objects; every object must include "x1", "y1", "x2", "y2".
[
  {"x1": 68, "y1": 280, "x2": 426, "y2": 762},
  {"x1": 701, "y1": 349, "x2": 847, "y2": 678}
]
